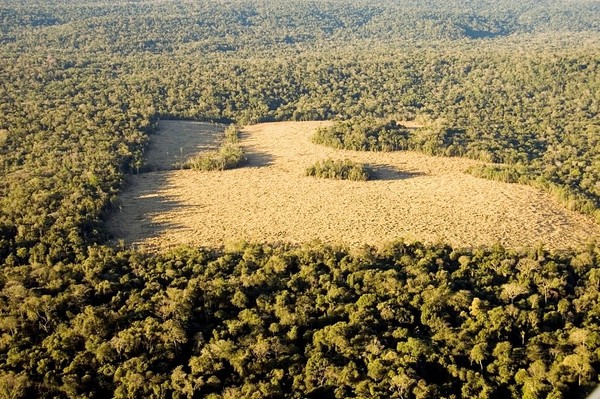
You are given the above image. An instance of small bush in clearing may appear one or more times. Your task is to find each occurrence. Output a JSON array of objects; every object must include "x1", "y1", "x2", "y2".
[
  {"x1": 306, "y1": 158, "x2": 371, "y2": 181},
  {"x1": 184, "y1": 125, "x2": 247, "y2": 171},
  {"x1": 186, "y1": 144, "x2": 246, "y2": 171}
]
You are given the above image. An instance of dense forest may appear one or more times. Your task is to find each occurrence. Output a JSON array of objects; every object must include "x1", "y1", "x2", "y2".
[
  {"x1": 2, "y1": 242, "x2": 600, "y2": 398},
  {"x1": 0, "y1": 0, "x2": 599, "y2": 397}
]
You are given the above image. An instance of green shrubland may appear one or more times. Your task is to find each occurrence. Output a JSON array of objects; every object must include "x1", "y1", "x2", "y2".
[
  {"x1": 1, "y1": 241, "x2": 599, "y2": 398},
  {"x1": 312, "y1": 120, "x2": 411, "y2": 152},
  {"x1": 306, "y1": 158, "x2": 371, "y2": 181}
]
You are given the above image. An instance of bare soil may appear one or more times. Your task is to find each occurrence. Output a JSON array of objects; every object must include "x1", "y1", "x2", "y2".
[{"x1": 107, "y1": 121, "x2": 600, "y2": 251}]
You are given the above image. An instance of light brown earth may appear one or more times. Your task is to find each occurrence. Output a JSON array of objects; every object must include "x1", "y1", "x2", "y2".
[{"x1": 107, "y1": 121, "x2": 600, "y2": 251}]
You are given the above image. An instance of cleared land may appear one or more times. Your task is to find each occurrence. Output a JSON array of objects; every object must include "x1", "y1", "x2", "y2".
[
  {"x1": 144, "y1": 119, "x2": 225, "y2": 170},
  {"x1": 108, "y1": 121, "x2": 600, "y2": 251}
]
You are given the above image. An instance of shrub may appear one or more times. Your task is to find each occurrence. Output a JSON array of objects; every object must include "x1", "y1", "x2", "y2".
[
  {"x1": 184, "y1": 126, "x2": 247, "y2": 171},
  {"x1": 312, "y1": 120, "x2": 410, "y2": 151},
  {"x1": 305, "y1": 158, "x2": 371, "y2": 181}
]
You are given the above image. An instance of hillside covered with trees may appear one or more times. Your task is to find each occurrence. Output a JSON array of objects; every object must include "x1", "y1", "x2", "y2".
[{"x1": 0, "y1": 0, "x2": 599, "y2": 397}]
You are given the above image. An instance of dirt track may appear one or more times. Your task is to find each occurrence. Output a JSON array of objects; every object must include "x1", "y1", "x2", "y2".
[{"x1": 107, "y1": 121, "x2": 600, "y2": 251}]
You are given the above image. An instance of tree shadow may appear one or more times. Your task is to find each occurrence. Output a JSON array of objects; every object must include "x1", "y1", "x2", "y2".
[
  {"x1": 238, "y1": 131, "x2": 275, "y2": 167},
  {"x1": 105, "y1": 172, "x2": 188, "y2": 249},
  {"x1": 369, "y1": 164, "x2": 425, "y2": 181},
  {"x1": 244, "y1": 146, "x2": 276, "y2": 167}
]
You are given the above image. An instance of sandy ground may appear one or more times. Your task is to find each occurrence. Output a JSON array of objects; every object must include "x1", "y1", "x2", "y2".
[{"x1": 107, "y1": 121, "x2": 600, "y2": 251}]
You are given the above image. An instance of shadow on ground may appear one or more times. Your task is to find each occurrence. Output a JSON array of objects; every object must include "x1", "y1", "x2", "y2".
[
  {"x1": 106, "y1": 172, "x2": 187, "y2": 249},
  {"x1": 144, "y1": 120, "x2": 226, "y2": 171},
  {"x1": 107, "y1": 121, "x2": 236, "y2": 250},
  {"x1": 370, "y1": 164, "x2": 426, "y2": 181},
  {"x1": 239, "y1": 132, "x2": 276, "y2": 167},
  {"x1": 244, "y1": 147, "x2": 276, "y2": 167}
]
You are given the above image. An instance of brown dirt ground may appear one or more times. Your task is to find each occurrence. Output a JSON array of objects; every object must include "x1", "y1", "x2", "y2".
[{"x1": 107, "y1": 121, "x2": 600, "y2": 251}]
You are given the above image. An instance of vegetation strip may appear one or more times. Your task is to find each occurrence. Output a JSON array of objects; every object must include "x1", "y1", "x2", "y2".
[{"x1": 305, "y1": 158, "x2": 371, "y2": 181}]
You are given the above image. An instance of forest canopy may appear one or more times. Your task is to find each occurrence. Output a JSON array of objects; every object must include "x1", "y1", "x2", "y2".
[{"x1": 0, "y1": 0, "x2": 599, "y2": 398}]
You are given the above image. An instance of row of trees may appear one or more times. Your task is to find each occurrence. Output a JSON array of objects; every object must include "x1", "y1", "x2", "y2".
[{"x1": 312, "y1": 120, "x2": 412, "y2": 152}]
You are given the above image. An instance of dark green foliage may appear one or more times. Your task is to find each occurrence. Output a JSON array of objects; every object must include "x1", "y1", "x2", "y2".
[
  {"x1": 1, "y1": 242, "x2": 599, "y2": 398},
  {"x1": 184, "y1": 126, "x2": 247, "y2": 171},
  {"x1": 467, "y1": 164, "x2": 534, "y2": 185},
  {"x1": 305, "y1": 158, "x2": 371, "y2": 181},
  {"x1": 185, "y1": 143, "x2": 246, "y2": 171},
  {"x1": 312, "y1": 120, "x2": 411, "y2": 152}
]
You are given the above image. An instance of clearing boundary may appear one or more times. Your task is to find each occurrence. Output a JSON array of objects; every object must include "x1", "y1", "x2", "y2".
[{"x1": 107, "y1": 121, "x2": 600, "y2": 251}]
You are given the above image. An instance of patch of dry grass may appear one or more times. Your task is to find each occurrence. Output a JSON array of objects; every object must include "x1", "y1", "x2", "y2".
[{"x1": 108, "y1": 121, "x2": 600, "y2": 251}]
